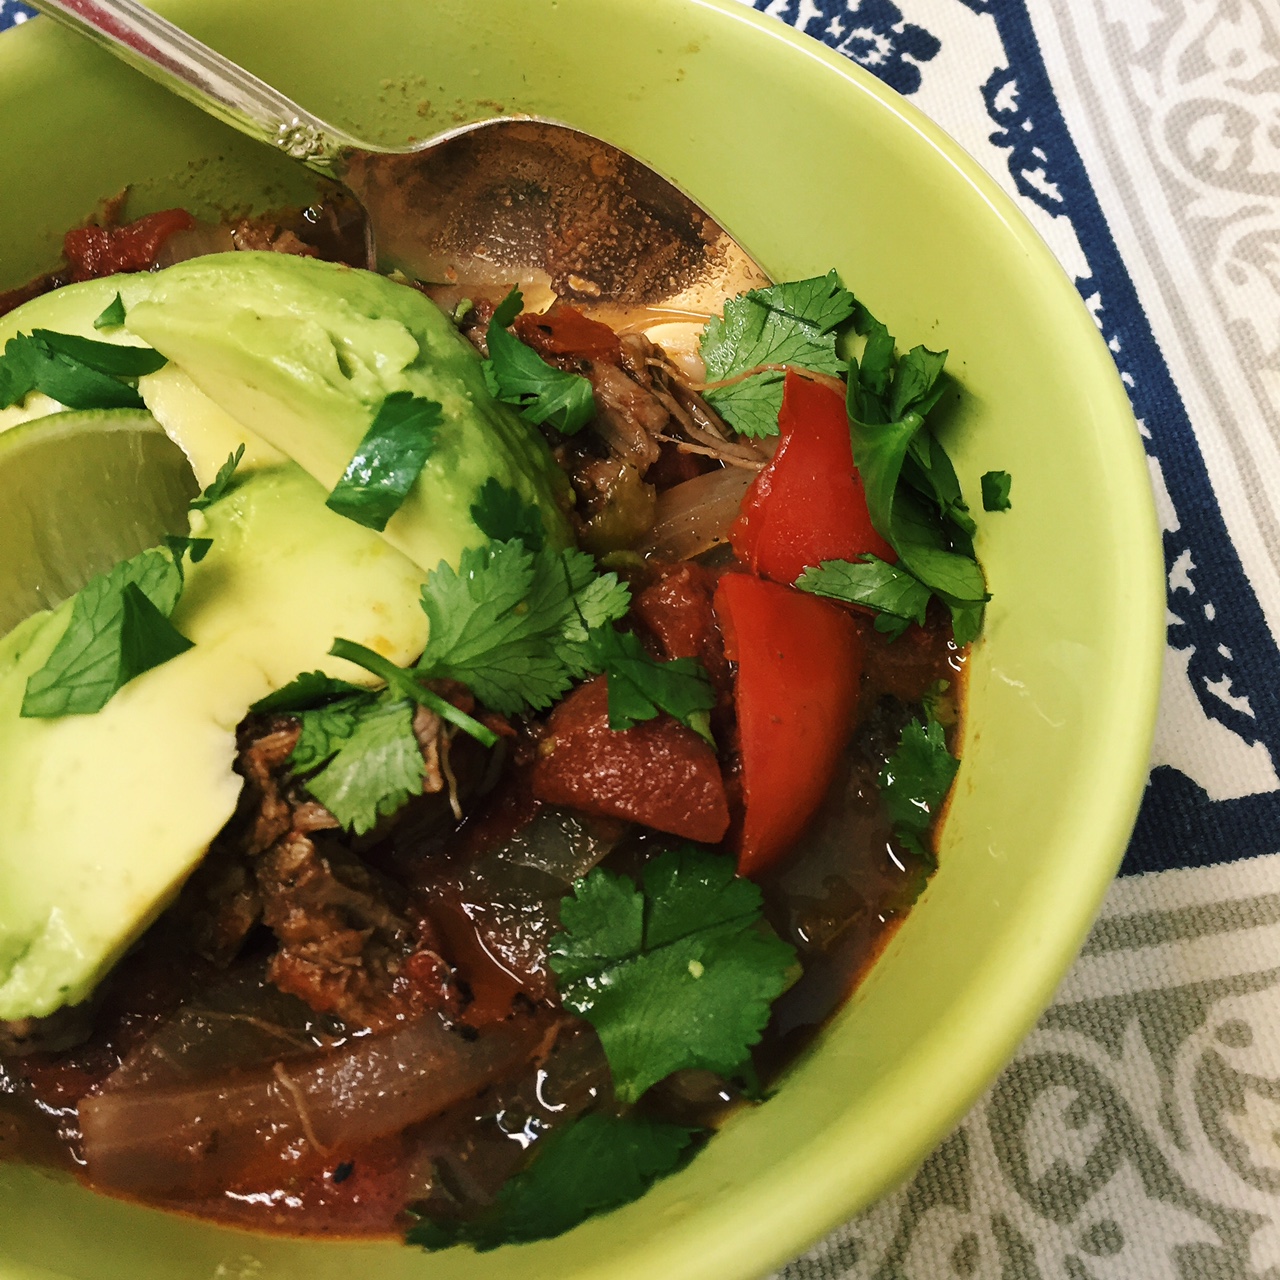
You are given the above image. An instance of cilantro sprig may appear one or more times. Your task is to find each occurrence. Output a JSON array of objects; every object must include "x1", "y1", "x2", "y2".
[
  {"x1": 797, "y1": 555, "x2": 932, "y2": 640},
  {"x1": 288, "y1": 692, "x2": 427, "y2": 836},
  {"x1": 325, "y1": 391, "x2": 443, "y2": 532},
  {"x1": 549, "y1": 847, "x2": 796, "y2": 1103},
  {"x1": 878, "y1": 712, "x2": 959, "y2": 868},
  {"x1": 845, "y1": 303, "x2": 990, "y2": 644},
  {"x1": 699, "y1": 272, "x2": 855, "y2": 437},
  {"x1": 0, "y1": 328, "x2": 166, "y2": 411},
  {"x1": 415, "y1": 528, "x2": 629, "y2": 717},
  {"x1": 586, "y1": 627, "x2": 716, "y2": 742},
  {"x1": 189, "y1": 445, "x2": 245, "y2": 511},
  {"x1": 482, "y1": 289, "x2": 596, "y2": 435},
  {"x1": 409, "y1": 1114, "x2": 697, "y2": 1251},
  {"x1": 20, "y1": 541, "x2": 205, "y2": 718}
]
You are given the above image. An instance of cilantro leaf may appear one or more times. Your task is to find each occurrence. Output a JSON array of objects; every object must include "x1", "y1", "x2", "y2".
[
  {"x1": 292, "y1": 694, "x2": 425, "y2": 835},
  {"x1": 796, "y1": 556, "x2": 931, "y2": 639},
  {"x1": 948, "y1": 601, "x2": 984, "y2": 648},
  {"x1": 702, "y1": 371, "x2": 786, "y2": 440},
  {"x1": 116, "y1": 582, "x2": 194, "y2": 682},
  {"x1": 251, "y1": 670, "x2": 367, "y2": 714},
  {"x1": 21, "y1": 547, "x2": 191, "y2": 718},
  {"x1": 417, "y1": 540, "x2": 629, "y2": 716},
  {"x1": 586, "y1": 627, "x2": 716, "y2": 742},
  {"x1": 845, "y1": 305, "x2": 988, "y2": 628},
  {"x1": 699, "y1": 272, "x2": 854, "y2": 436},
  {"x1": 93, "y1": 294, "x2": 127, "y2": 330},
  {"x1": 408, "y1": 1114, "x2": 697, "y2": 1251},
  {"x1": 163, "y1": 535, "x2": 212, "y2": 582},
  {"x1": 190, "y1": 445, "x2": 245, "y2": 511},
  {"x1": 328, "y1": 639, "x2": 498, "y2": 748},
  {"x1": 879, "y1": 713, "x2": 958, "y2": 868},
  {"x1": 31, "y1": 329, "x2": 167, "y2": 378},
  {"x1": 470, "y1": 477, "x2": 545, "y2": 552},
  {"x1": 981, "y1": 470, "x2": 1012, "y2": 512},
  {"x1": 325, "y1": 391, "x2": 443, "y2": 532},
  {"x1": 549, "y1": 847, "x2": 796, "y2": 1103},
  {"x1": 0, "y1": 332, "x2": 145, "y2": 411},
  {"x1": 482, "y1": 289, "x2": 596, "y2": 435}
]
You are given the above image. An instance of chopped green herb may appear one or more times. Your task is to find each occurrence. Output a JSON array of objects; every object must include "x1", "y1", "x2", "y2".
[
  {"x1": 0, "y1": 332, "x2": 146, "y2": 411},
  {"x1": 585, "y1": 626, "x2": 716, "y2": 742},
  {"x1": 408, "y1": 1114, "x2": 697, "y2": 1251},
  {"x1": 878, "y1": 712, "x2": 959, "y2": 868},
  {"x1": 20, "y1": 546, "x2": 193, "y2": 718},
  {"x1": 470, "y1": 477, "x2": 545, "y2": 552},
  {"x1": 416, "y1": 538, "x2": 629, "y2": 717},
  {"x1": 549, "y1": 847, "x2": 796, "y2": 1103},
  {"x1": 30, "y1": 329, "x2": 167, "y2": 378},
  {"x1": 290, "y1": 693, "x2": 425, "y2": 836},
  {"x1": 796, "y1": 555, "x2": 932, "y2": 639},
  {"x1": 845, "y1": 303, "x2": 989, "y2": 630},
  {"x1": 163, "y1": 535, "x2": 212, "y2": 582},
  {"x1": 981, "y1": 470, "x2": 1012, "y2": 512},
  {"x1": 93, "y1": 294, "x2": 127, "y2": 330},
  {"x1": 189, "y1": 445, "x2": 245, "y2": 511},
  {"x1": 329, "y1": 638, "x2": 498, "y2": 749},
  {"x1": 251, "y1": 670, "x2": 367, "y2": 714},
  {"x1": 700, "y1": 271, "x2": 855, "y2": 437},
  {"x1": 325, "y1": 391, "x2": 443, "y2": 532},
  {"x1": 482, "y1": 288, "x2": 596, "y2": 434}
]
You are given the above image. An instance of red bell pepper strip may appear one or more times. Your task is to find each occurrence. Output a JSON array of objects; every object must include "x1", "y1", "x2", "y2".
[
  {"x1": 714, "y1": 573, "x2": 865, "y2": 877},
  {"x1": 730, "y1": 369, "x2": 893, "y2": 584}
]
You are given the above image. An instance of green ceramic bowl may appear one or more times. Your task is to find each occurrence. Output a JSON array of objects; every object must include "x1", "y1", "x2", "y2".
[{"x1": 0, "y1": 1, "x2": 1164, "y2": 1276}]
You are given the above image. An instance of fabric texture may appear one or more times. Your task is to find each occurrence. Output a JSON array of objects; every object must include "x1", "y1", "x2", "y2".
[{"x1": 2, "y1": 1, "x2": 1278, "y2": 1276}]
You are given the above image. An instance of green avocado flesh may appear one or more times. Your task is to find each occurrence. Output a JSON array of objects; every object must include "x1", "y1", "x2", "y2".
[
  {"x1": 0, "y1": 257, "x2": 572, "y2": 1020},
  {"x1": 124, "y1": 252, "x2": 572, "y2": 566}
]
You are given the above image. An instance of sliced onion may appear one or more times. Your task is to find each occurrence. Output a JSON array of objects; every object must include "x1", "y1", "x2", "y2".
[
  {"x1": 79, "y1": 1007, "x2": 551, "y2": 1194},
  {"x1": 153, "y1": 221, "x2": 235, "y2": 268},
  {"x1": 643, "y1": 465, "x2": 755, "y2": 561}
]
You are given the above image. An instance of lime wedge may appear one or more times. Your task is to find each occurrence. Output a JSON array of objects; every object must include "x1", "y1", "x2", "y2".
[{"x1": 0, "y1": 410, "x2": 198, "y2": 635}]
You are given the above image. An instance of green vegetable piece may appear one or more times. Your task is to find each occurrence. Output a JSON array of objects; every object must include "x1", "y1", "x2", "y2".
[
  {"x1": 417, "y1": 539, "x2": 629, "y2": 716},
  {"x1": 329, "y1": 638, "x2": 498, "y2": 749},
  {"x1": 470, "y1": 476, "x2": 545, "y2": 552},
  {"x1": 948, "y1": 601, "x2": 984, "y2": 648},
  {"x1": 93, "y1": 294, "x2": 127, "y2": 331},
  {"x1": 879, "y1": 713, "x2": 959, "y2": 868},
  {"x1": 699, "y1": 272, "x2": 855, "y2": 437},
  {"x1": 549, "y1": 847, "x2": 796, "y2": 1103},
  {"x1": 586, "y1": 626, "x2": 716, "y2": 742},
  {"x1": 408, "y1": 1114, "x2": 697, "y2": 1251},
  {"x1": 189, "y1": 444, "x2": 245, "y2": 511},
  {"x1": 981, "y1": 470, "x2": 1012, "y2": 512},
  {"x1": 251, "y1": 670, "x2": 367, "y2": 714},
  {"x1": 482, "y1": 288, "x2": 596, "y2": 434},
  {"x1": 325, "y1": 391, "x2": 443, "y2": 532},
  {"x1": 0, "y1": 332, "x2": 145, "y2": 411},
  {"x1": 293, "y1": 694, "x2": 425, "y2": 835},
  {"x1": 31, "y1": 329, "x2": 167, "y2": 378},
  {"x1": 20, "y1": 547, "x2": 189, "y2": 718},
  {"x1": 163, "y1": 535, "x2": 213, "y2": 582},
  {"x1": 116, "y1": 582, "x2": 194, "y2": 684},
  {"x1": 796, "y1": 556, "x2": 932, "y2": 639}
]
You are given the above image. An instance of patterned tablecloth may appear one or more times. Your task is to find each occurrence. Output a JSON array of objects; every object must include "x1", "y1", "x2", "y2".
[{"x1": 3, "y1": 1, "x2": 1278, "y2": 1276}]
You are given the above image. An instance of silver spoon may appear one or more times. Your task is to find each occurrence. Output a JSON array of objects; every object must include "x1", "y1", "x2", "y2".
[{"x1": 29, "y1": 0, "x2": 769, "y2": 314}]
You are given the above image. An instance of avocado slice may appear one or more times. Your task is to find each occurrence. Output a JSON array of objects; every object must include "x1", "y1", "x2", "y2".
[
  {"x1": 123, "y1": 252, "x2": 572, "y2": 569},
  {"x1": 0, "y1": 459, "x2": 430, "y2": 1021}
]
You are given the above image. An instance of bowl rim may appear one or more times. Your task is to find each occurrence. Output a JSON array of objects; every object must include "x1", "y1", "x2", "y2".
[{"x1": 0, "y1": 1, "x2": 1166, "y2": 1275}]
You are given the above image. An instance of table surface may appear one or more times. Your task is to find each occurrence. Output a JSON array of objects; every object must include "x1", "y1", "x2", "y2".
[{"x1": 4, "y1": 1, "x2": 1279, "y2": 1277}]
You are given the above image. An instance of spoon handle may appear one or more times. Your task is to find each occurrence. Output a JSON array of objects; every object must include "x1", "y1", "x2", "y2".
[{"x1": 28, "y1": 0, "x2": 358, "y2": 176}]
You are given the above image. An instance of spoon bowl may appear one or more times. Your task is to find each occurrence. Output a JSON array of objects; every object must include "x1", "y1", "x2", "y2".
[{"x1": 30, "y1": 0, "x2": 770, "y2": 312}]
